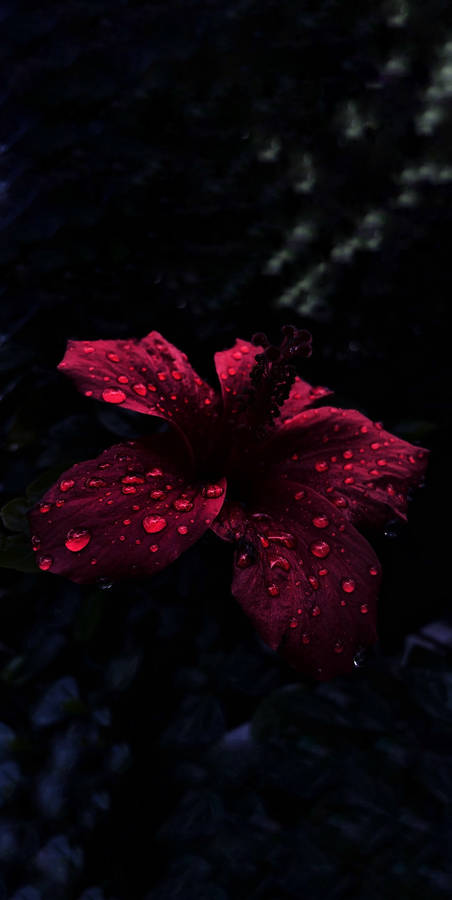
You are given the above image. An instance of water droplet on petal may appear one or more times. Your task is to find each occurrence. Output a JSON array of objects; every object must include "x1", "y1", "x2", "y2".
[
  {"x1": 312, "y1": 605, "x2": 321, "y2": 616},
  {"x1": 31, "y1": 535, "x2": 41, "y2": 551},
  {"x1": 344, "y1": 476, "x2": 354, "y2": 485},
  {"x1": 60, "y1": 479, "x2": 75, "y2": 492},
  {"x1": 315, "y1": 461, "x2": 328, "y2": 472},
  {"x1": 333, "y1": 496, "x2": 348, "y2": 508},
  {"x1": 65, "y1": 528, "x2": 92, "y2": 552},
  {"x1": 312, "y1": 515, "x2": 329, "y2": 528},
  {"x1": 341, "y1": 577, "x2": 356, "y2": 593},
  {"x1": 39, "y1": 503, "x2": 52, "y2": 514},
  {"x1": 294, "y1": 490, "x2": 305, "y2": 500},
  {"x1": 377, "y1": 458, "x2": 387, "y2": 467},
  {"x1": 343, "y1": 450, "x2": 353, "y2": 459},
  {"x1": 132, "y1": 383, "x2": 147, "y2": 397},
  {"x1": 308, "y1": 575, "x2": 319, "y2": 589},
  {"x1": 289, "y1": 617, "x2": 298, "y2": 628},
  {"x1": 310, "y1": 540, "x2": 330, "y2": 559},
  {"x1": 121, "y1": 485, "x2": 137, "y2": 494},
  {"x1": 150, "y1": 544, "x2": 159, "y2": 552},
  {"x1": 150, "y1": 490, "x2": 166, "y2": 500},
  {"x1": 202, "y1": 484, "x2": 224, "y2": 499},
  {"x1": 177, "y1": 525, "x2": 189, "y2": 535},
  {"x1": 269, "y1": 557, "x2": 291, "y2": 571},
  {"x1": 142, "y1": 515, "x2": 167, "y2": 534},
  {"x1": 302, "y1": 633, "x2": 310, "y2": 644},
  {"x1": 107, "y1": 352, "x2": 120, "y2": 363},
  {"x1": 173, "y1": 498, "x2": 194, "y2": 512},
  {"x1": 237, "y1": 551, "x2": 254, "y2": 568},
  {"x1": 266, "y1": 583, "x2": 280, "y2": 597},
  {"x1": 147, "y1": 468, "x2": 163, "y2": 477},
  {"x1": 369, "y1": 565, "x2": 378, "y2": 576},
  {"x1": 360, "y1": 603, "x2": 369, "y2": 614},
  {"x1": 334, "y1": 640, "x2": 344, "y2": 654},
  {"x1": 121, "y1": 474, "x2": 145, "y2": 485},
  {"x1": 102, "y1": 388, "x2": 126, "y2": 404},
  {"x1": 38, "y1": 555, "x2": 53, "y2": 571}
]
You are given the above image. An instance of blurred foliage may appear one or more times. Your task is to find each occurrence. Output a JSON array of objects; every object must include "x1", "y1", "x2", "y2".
[{"x1": 0, "y1": 0, "x2": 450, "y2": 897}]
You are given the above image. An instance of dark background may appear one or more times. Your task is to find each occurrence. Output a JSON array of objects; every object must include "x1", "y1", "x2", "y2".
[{"x1": 0, "y1": 1, "x2": 450, "y2": 898}]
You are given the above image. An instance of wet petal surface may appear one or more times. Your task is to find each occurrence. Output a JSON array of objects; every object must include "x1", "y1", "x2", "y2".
[
  {"x1": 29, "y1": 433, "x2": 226, "y2": 584},
  {"x1": 260, "y1": 406, "x2": 428, "y2": 527},
  {"x1": 58, "y1": 331, "x2": 220, "y2": 460},
  {"x1": 212, "y1": 479, "x2": 380, "y2": 680}
]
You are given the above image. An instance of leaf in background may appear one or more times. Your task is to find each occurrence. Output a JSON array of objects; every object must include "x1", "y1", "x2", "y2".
[{"x1": 0, "y1": 534, "x2": 37, "y2": 572}]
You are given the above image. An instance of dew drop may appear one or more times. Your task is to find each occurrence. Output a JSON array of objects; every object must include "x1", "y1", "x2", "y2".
[
  {"x1": 157, "y1": 372, "x2": 166, "y2": 381},
  {"x1": 289, "y1": 617, "x2": 298, "y2": 628},
  {"x1": 31, "y1": 535, "x2": 41, "y2": 551},
  {"x1": 310, "y1": 540, "x2": 330, "y2": 559},
  {"x1": 38, "y1": 555, "x2": 53, "y2": 571},
  {"x1": 173, "y1": 498, "x2": 194, "y2": 512},
  {"x1": 132, "y1": 383, "x2": 147, "y2": 397},
  {"x1": 318, "y1": 568, "x2": 328, "y2": 576},
  {"x1": 147, "y1": 467, "x2": 163, "y2": 477},
  {"x1": 269, "y1": 557, "x2": 291, "y2": 571},
  {"x1": 308, "y1": 575, "x2": 319, "y2": 590},
  {"x1": 311, "y1": 605, "x2": 321, "y2": 616},
  {"x1": 60, "y1": 479, "x2": 75, "y2": 492},
  {"x1": 301, "y1": 633, "x2": 310, "y2": 644},
  {"x1": 237, "y1": 551, "x2": 254, "y2": 568},
  {"x1": 315, "y1": 461, "x2": 328, "y2": 472},
  {"x1": 121, "y1": 474, "x2": 145, "y2": 485},
  {"x1": 294, "y1": 490, "x2": 305, "y2": 500},
  {"x1": 343, "y1": 449, "x2": 353, "y2": 459},
  {"x1": 39, "y1": 503, "x2": 52, "y2": 514},
  {"x1": 334, "y1": 640, "x2": 344, "y2": 654},
  {"x1": 121, "y1": 485, "x2": 137, "y2": 494},
  {"x1": 344, "y1": 476, "x2": 354, "y2": 485},
  {"x1": 86, "y1": 477, "x2": 106, "y2": 488},
  {"x1": 333, "y1": 496, "x2": 348, "y2": 508},
  {"x1": 369, "y1": 565, "x2": 378, "y2": 576},
  {"x1": 202, "y1": 484, "x2": 224, "y2": 499},
  {"x1": 177, "y1": 525, "x2": 189, "y2": 535},
  {"x1": 312, "y1": 515, "x2": 329, "y2": 529},
  {"x1": 65, "y1": 528, "x2": 92, "y2": 552},
  {"x1": 142, "y1": 515, "x2": 167, "y2": 534},
  {"x1": 360, "y1": 425, "x2": 368, "y2": 434},
  {"x1": 150, "y1": 544, "x2": 159, "y2": 552},
  {"x1": 150, "y1": 490, "x2": 166, "y2": 501},
  {"x1": 123, "y1": 518, "x2": 131, "y2": 525},
  {"x1": 171, "y1": 369, "x2": 182, "y2": 381},
  {"x1": 341, "y1": 577, "x2": 356, "y2": 593},
  {"x1": 102, "y1": 388, "x2": 126, "y2": 404},
  {"x1": 377, "y1": 458, "x2": 387, "y2": 467},
  {"x1": 266, "y1": 583, "x2": 280, "y2": 597},
  {"x1": 360, "y1": 603, "x2": 369, "y2": 614},
  {"x1": 107, "y1": 352, "x2": 120, "y2": 363}
]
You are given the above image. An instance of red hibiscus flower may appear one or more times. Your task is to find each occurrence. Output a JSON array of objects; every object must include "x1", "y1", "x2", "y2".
[{"x1": 28, "y1": 327, "x2": 428, "y2": 680}]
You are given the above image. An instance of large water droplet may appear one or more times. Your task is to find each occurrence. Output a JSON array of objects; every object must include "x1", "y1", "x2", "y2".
[
  {"x1": 310, "y1": 540, "x2": 330, "y2": 559},
  {"x1": 38, "y1": 555, "x2": 53, "y2": 571},
  {"x1": 202, "y1": 484, "x2": 224, "y2": 499},
  {"x1": 65, "y1": 528, "x2": 92, "y2": 552},
  {"x1": 102, "y1": 388, "x2": 126, "y2": 404},
  {"x1": 142, "y1": 515, "x2": 167, "y2": 534},
  {"x1": 173, "y1": 498, "x2": 194, "y2": 512},
  {"x1": 121, "y1": 474, "x2": 145, "y2": 485},
  {"x1": 341, "y1": 577, "x2": 356, "y2": 593},
  {"x1": 312, "y1": 515, "x2": 329, "y2": 529},
  {"x1": 132, "y1": 383, "x2": 147, "y2": 397},
  {"x1": 60, "y1": 479, "x2": 75, "y2": 492}
]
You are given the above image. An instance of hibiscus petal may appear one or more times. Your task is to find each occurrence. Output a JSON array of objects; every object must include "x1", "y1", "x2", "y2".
[
  {"x1": 259, "y1": 406, "x2": 429, "y2": 528},
  {"x1": 58, "y1": 331, "x2": 219, "y2": 460},
  {"x1": 28, "y1": 433, "x2": 226, "y2": 584},
  {"x1": 214, "y1": 339, "x2": 332, "y2": 424},
  {"x1": 212, "y1": 481, "x2": 381, "y2": 680}
]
